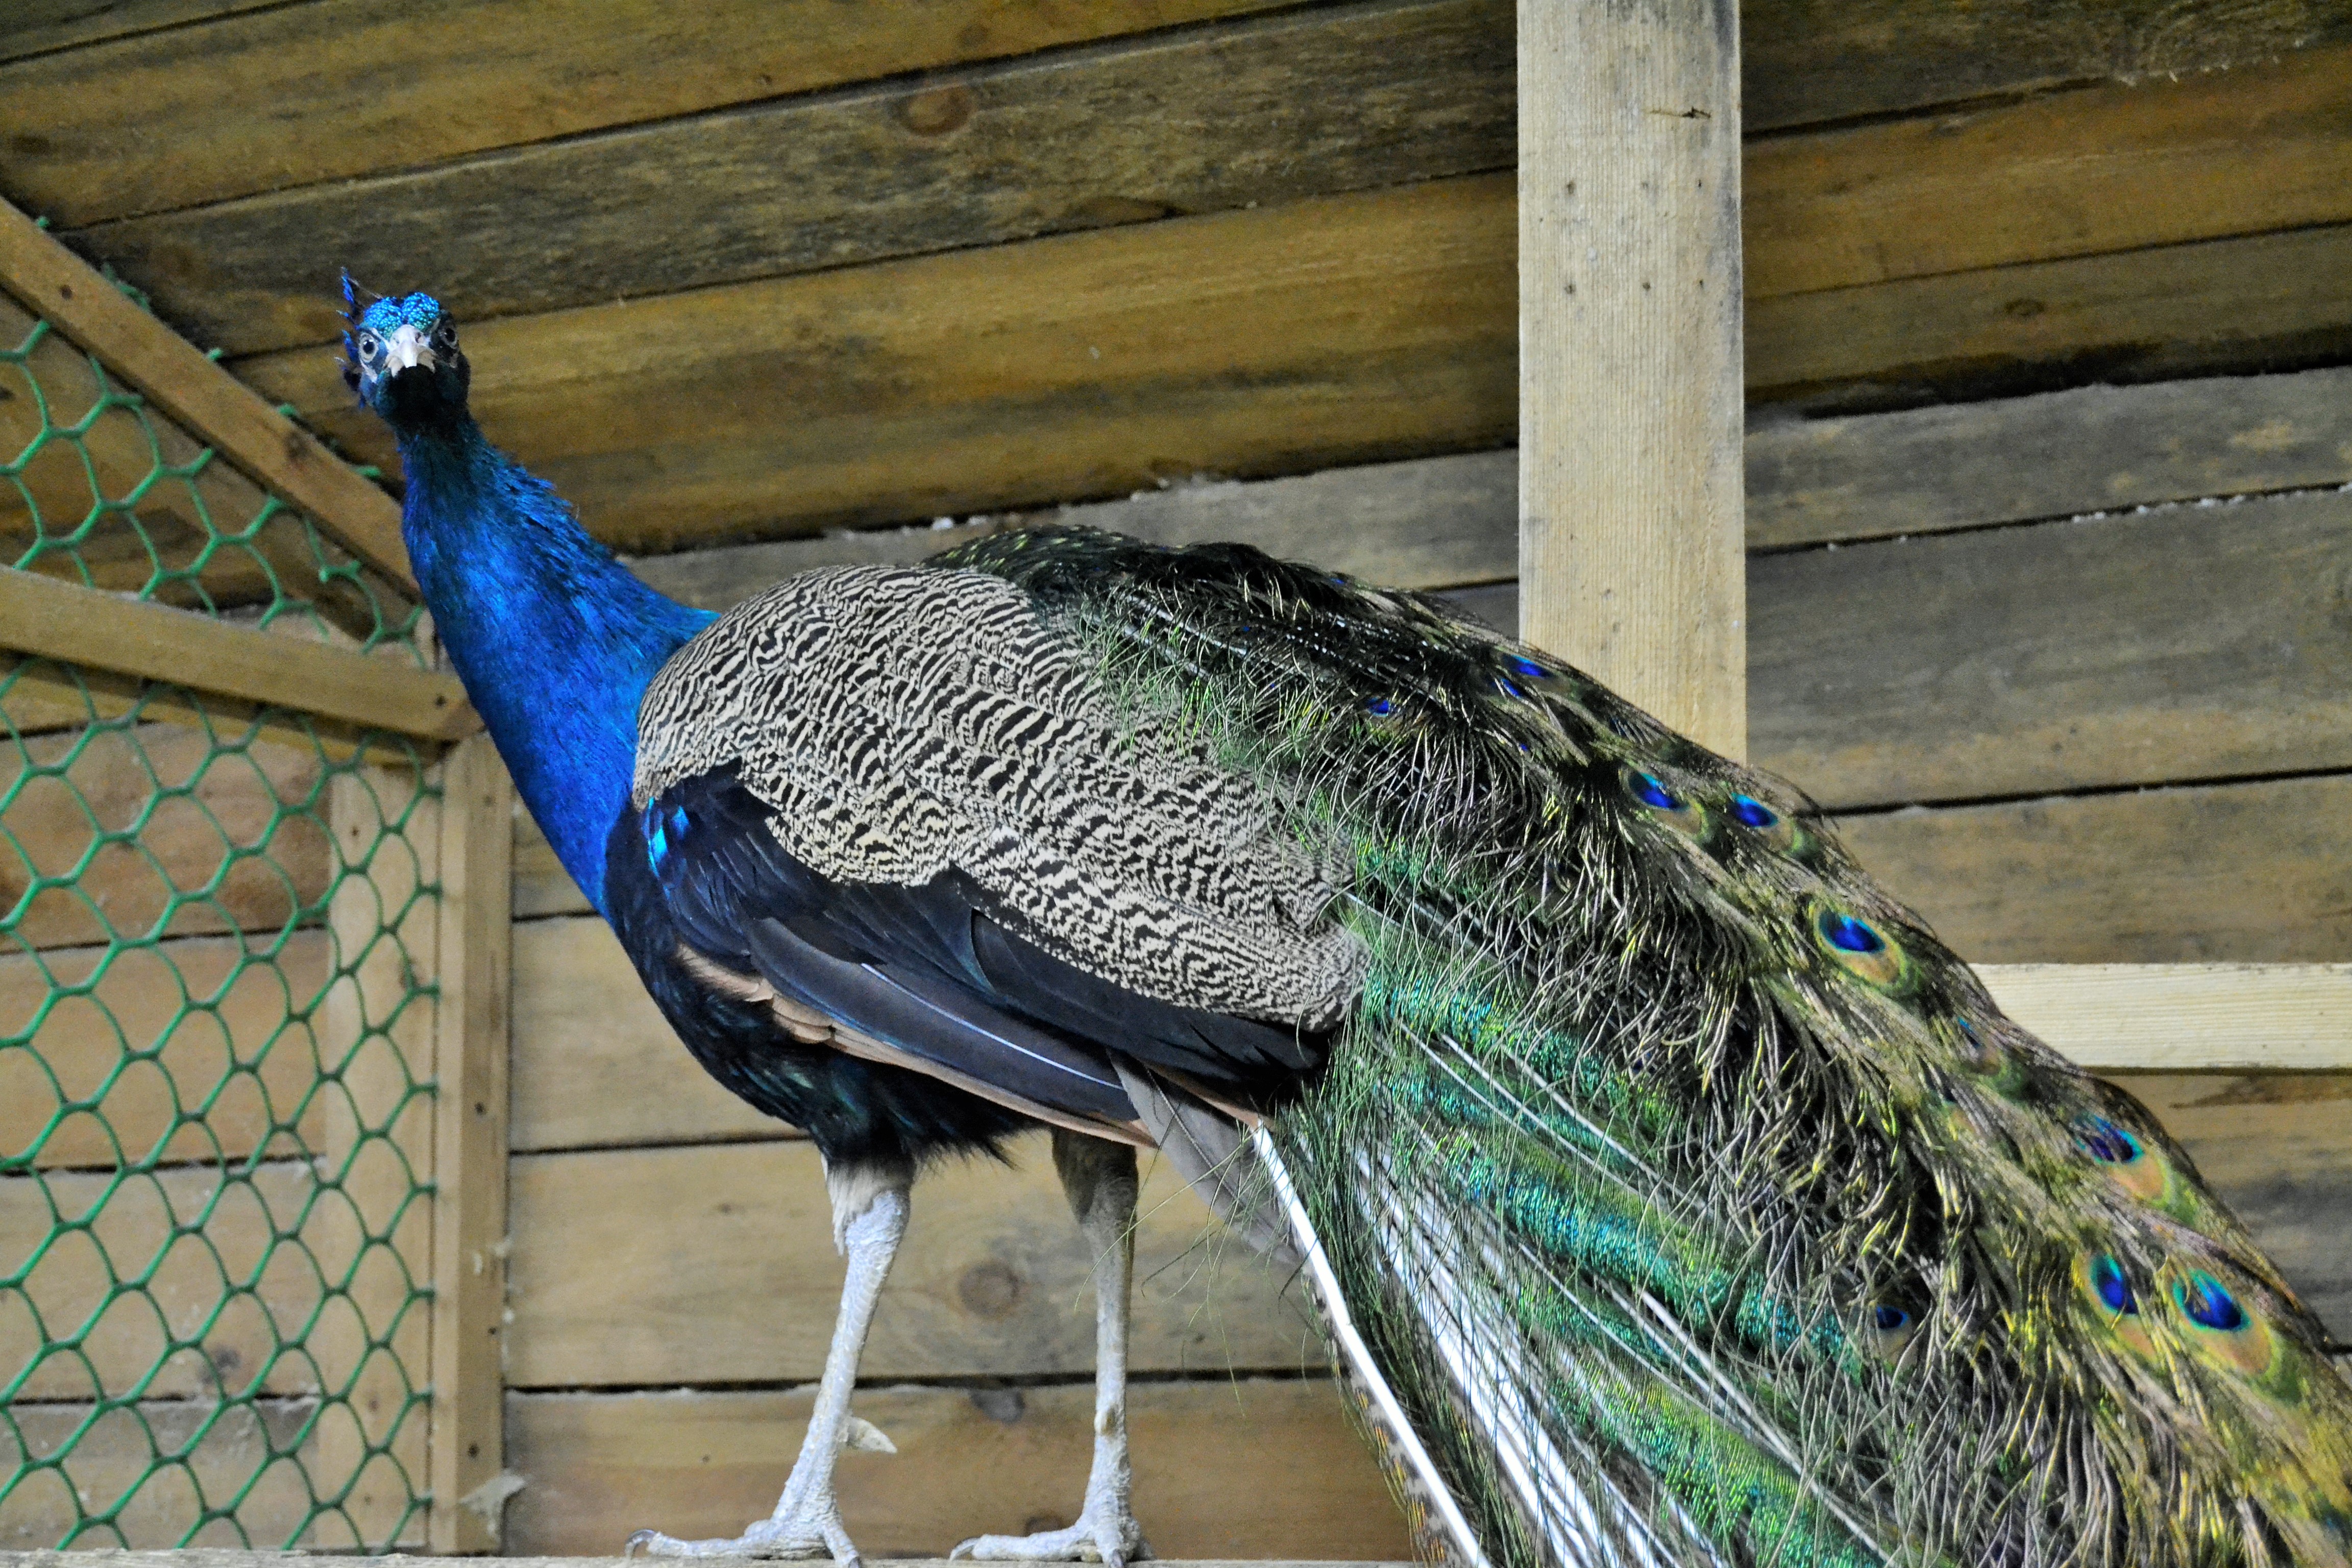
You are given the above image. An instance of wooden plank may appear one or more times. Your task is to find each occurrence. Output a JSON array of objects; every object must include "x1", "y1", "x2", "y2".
[
  {"x1": 424, "y1": 737, "x2": 513, "y2": 1552},
  {"x1": 1747, "y1": 364, "x2": 2352, "y2": 548},
  {"x1": 1985, "y1": 966, "x2": 2352, "y2": 1072},
  {"x1": 233, "y1": 176, "x2": 1518, "y2": 558},
  {"x1": 0, "y1": 0, "x2": 1298, "y2": 231},
  {"x1": 1741, "y1": 0, "x2": 2352, "y2": 133},
  {"x1": 0, "y1": 568, "x2": 476, "y2": 741},
  {"x1": 0, "y1": 1160, "x2": 317, "y2": 1401},
  {"x1": 3, "y1": 653, "x2": 432, "y2": 765},
  {"x1": 232, "y1": 179, "x2": 2352, "y2": 549},
  {"x1": 0, "y1": 719, "x2": 331, "y2": 952},
  {"x1": 0, "y1": 929, "x2": 330, "y2": 1168},
  {"x1": 76, "y1": 0, "x2": 1514, "y2": 359},
  {"x1": 622, "y1": 357, "x2": 2352, "y2": 607},
  {"x1": 0, "y1": 199, "x2": 414, "y2": 590},
  {"x1": 1749, "y1": 220, "x2": 2352, "y2": 408},
  {"x1": 504, "y1": 1137, "x2": 1321, "y2": 1389},
  {"x1": 1518, "y1": 0, "x2": 1745, "y2": 755},
  {"x1": 504, "y1": 1380, "x2": 1415, "y2": 1561},
  {"x1": 1835, "y1": 773, "x2": 2352, "y2": 965},
  {"x1": 509, "y1": 914, "x2": 777, "y2": 1152},
  {"x1": 0, "y1": 1396, "x2": 316, "y2": 1549},
  {"x1": 0, "y1": 2, "x2": 279, "y2": 66},
  {"x1": 83, "y1": 12, "x2": 2352, "y2": 365},
  {"x1": 1745, "y1": 43, "x2": 2352, "y2": 301},
  {"x1": 1750, "y1": 487, "x2": 2352, "y2": 808},
  {"x1": 629, "y1": 451, "x2": 1523, "y2": 615}
]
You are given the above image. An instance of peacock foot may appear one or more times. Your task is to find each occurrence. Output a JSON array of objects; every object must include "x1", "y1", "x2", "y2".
[
  {"x1": 626, "y1": 1500, "x2": 860, "y2": 1567},
  {"x1": 951, "y1": 1500, "x2": 1152, "y2": 1566}
]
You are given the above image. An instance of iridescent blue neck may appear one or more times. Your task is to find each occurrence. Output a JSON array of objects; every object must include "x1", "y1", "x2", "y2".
[{"x1": 396, "y1": 416, "x2": 713, "y2": 915}]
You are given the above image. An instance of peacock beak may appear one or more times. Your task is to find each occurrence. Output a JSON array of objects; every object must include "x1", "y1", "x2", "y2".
[{"x1": 382, "y1": 324, "x2": 437, "y2": 374}]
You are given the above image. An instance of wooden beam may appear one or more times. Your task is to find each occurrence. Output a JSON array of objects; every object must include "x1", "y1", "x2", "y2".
[
  {"x1": 1980, "y1": 965, "x2": 2352, "y2": 1072},
  {"x1": 0, "y1": 198, "x2": 416, "y2": 591},
  {"x1": 1518, "y1": 0, "x2": 1746, "y2": 755},
  {"x1": 427, "y1": 737, "x2": 515, "y2": 1553},
  {"x1": 0, "y1": 567, "x2": 477, "y2": 742}
]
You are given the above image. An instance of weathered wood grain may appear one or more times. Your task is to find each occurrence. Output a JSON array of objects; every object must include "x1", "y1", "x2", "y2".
[
  {"x1": 1750, "y1": 487, "x2": 2352, "y2": 808},
  {"x1": 1836, "y1": 774, "x2": 2352, "y2": 965},
  {"x1": 628, "y1": 452, "x2": 1523, "y2": 615},
  {"x1": 236, "y1": 176, "x2": 2352, "y2": 550},
  {"x1": 1518, "y1": 0, "x2": 1745, "y2": 758},
  {"x1": 79, "y1": 8, "x2": 2352, "y2": 365},
  {"x1": 1747, "y1": 365, "x2": 2352, "y2": 548},
  {"x1": 0, "y1": 929, "x2": 330, "y2": 1168},
  {"x1": 0, "y1": 0, "x2": 1296, "y2": 230},
  {"x1": 1750, "y1": 220, "x2": 2352, "y2": 407},
  {"x1": 1740, "y1": 0, "x2": 2352, "y2": 132},
  {"x1": 425, "y1": 737, "x2": 513, "y2": 1553},
  {"x1": 0, "y1": 567, "x2": 477, "y2": 742},
  {"x1": 504, "y1": 1137, "x2": 1321, "y2": 1389},
  {"x1": 505, "y1": 1380, "x2": 1415, "y2": 1561},
  {"x1": 509, "y1": 914, "x2": 778, "y2": 1152},
  {"x1": 1989, "y1": 966, "x2": 2352, "y2": 1073},
  {"x1": 0, "y1": 1159, "x2": 317, "y2": 1401},
  {"x1": 232, "y1": 177, "x2": 1519, "y2": 556},
  {"x1": 0, "y1": 720, "x2": 331, "y2": 951},
  {"x1": 2105, "y1": 1071, "x2": 2352, "y2": 1336},
  {"x1": 0, "y1": 1, "x2": 277, "y2": 66},
  {"x1": 0, "y1": 1397, "x2": 316, "y2": 1549},
  {"x1": 1744, "y1": 43, "x2": 2352, "y2": 301},
  {"x1": 76, "y1": 0, "x2": 1514, "y2": 358},
  {"x1": 11, "y1": 0, "x2": 2348, "y2": 237}
]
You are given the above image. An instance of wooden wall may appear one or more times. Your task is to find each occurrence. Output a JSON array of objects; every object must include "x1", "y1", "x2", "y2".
[{"x1": 8, "y1": 0, "x2": 2352, "y2": 1557}]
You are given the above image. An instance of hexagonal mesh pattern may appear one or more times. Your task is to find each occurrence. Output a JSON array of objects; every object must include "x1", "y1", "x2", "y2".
[
  {"x1": 2, "y1": 265, "x2": 422, "y2": 663},
  {"x1": 2, "y1": 261, "x2": 443, "y2": 1549}
]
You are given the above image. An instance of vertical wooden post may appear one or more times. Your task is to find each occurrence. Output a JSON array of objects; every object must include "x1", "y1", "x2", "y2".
[
  {"x1": 427, "y1": 735, "x2": 514, "y2": 1552},
  {"x1": 1518, "y1": 0, "x2": 1747, "y2": 759}
]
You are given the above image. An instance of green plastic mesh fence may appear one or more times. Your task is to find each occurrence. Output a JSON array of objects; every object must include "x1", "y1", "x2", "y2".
[{"x1": 2, "y1": 266, "x2": 445, "y2": 1549}]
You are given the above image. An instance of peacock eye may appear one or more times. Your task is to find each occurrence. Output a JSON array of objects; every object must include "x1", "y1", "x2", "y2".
[
  {"x1": 356, "y1": 329, "x2": 381, "y2": 359},
  {"x1": 431, "y1": 319, "x2": 457, "y2": 351}
]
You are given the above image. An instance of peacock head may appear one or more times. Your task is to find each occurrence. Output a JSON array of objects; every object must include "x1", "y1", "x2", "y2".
[{"x1": 341, "y1": 275, "x2": 470, "y2": 428}]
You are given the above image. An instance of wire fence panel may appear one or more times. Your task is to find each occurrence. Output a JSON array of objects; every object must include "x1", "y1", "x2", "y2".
[{"x1": 1, "y1": 258, "x2": 445, "y2": 1550}]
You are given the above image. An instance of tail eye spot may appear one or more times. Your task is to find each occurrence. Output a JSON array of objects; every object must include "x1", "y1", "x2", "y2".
[
  {"x1": 2087, "y1": 1254, "x2": 2137, "y2": 1316},
  {"x1": 1818, "y1": 911, "x2": 1885, "y2": 955},
  {"x1": 2176, "y1": 1272, "x2": 2246, "y2": 1332},
  {"x1": 1627, "y1": 771, "x2": 1681, "y2": 811},
  {"x1": 1730, "y1": 794, "x2": 1779, "y2": 829},
  {"x1": 2075, "y1": 1117, "x2": 2143, "y2": 1165}
]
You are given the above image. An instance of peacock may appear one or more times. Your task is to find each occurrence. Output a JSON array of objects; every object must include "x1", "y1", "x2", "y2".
[{"x1": 345, "y1": 280, "x2": 2352, "y2": 1568}]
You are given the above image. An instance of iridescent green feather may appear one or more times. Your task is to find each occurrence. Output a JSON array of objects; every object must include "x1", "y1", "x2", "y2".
[{"x1": 947, "y1": 525, "x2": 2352, "y2": 1568}]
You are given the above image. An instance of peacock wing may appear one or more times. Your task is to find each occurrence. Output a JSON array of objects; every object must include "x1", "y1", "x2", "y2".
[{"x1": 628, "y1": 563, "x2": 1367, "y2": 1139}]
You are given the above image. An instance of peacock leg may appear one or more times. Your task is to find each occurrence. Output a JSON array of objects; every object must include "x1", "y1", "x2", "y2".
[
  {"x1": 955, "y1": 1131, "x2": 1152, "y2": 1566},
  {"x1": 628, "y1": 1159, "x2": 913, "y2": 1567}
]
